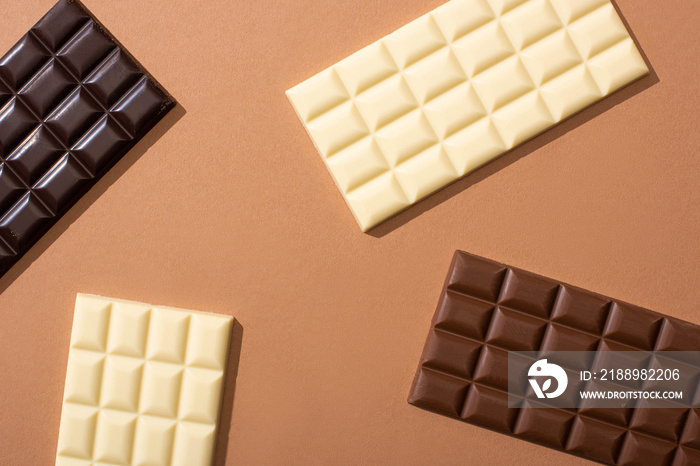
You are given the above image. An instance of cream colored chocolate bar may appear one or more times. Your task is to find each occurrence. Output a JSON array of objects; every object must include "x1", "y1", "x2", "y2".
[
  {"x1": 287, "y1": 0, "x2": 648, "y2": 231},
  {"x1": 55, "y1": 295, "x2": 233, "y2": 466}
]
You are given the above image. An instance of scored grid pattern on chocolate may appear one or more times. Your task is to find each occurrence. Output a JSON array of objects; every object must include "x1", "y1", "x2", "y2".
[
  {"x1": 56, "y1": 295, "x2": 233, "y2": 466},
  {"x1": 0, "y1": 0, "x2": 173, "y2": 278},
  {"x1": 408, "y1": 251, "x2": 700, "y2": 465},
  {"x1": 287, "y1": 0, "x2": 648, "y2": 231}
]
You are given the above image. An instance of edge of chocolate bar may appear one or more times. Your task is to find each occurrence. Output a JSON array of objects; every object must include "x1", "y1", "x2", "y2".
[{"x1": 70, "y1": 0, "x2": 177, "y2": 109}]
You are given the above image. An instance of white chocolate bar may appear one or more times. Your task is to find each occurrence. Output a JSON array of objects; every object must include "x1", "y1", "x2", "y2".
[
  {"x1": 287, "y1": 0, "x2": 648, "y2": 231},
  {"x1": 55, "y1": 295, "x2": 233, "y2": 466}
]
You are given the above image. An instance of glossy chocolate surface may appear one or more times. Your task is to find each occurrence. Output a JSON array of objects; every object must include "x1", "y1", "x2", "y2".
[
  {"x1": 408, "y1": 251, "x2": 700, "y2": 465},
  {"x1": 0, "y1": 0, "x2": 174, "y2": 277}
]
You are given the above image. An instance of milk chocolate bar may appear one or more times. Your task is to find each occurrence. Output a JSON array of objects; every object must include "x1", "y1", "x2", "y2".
[
  {"x1": 0, "y1": 0, "x2": 175, "y2": 278},
  {"x1": 408, "y1": 251, "x2": 700, "y2": 465},
  {"x1": 287, "y1": 0, "x2": 648, "y2": 231},
  {"x1": 56, "y1": 295, "x2": 233, "y2": 466}
]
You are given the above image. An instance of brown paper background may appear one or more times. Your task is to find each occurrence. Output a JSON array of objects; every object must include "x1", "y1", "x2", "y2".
[{"x1": 0, "y1": 0, "x2": 698, "y2": 464}]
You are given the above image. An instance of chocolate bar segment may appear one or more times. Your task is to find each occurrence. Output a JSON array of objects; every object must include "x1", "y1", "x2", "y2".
[
  {"x1": 0, "y1": 0, "x2": 174, "y2": 279},
  {"x1": 408, "y1": 251, "x2": 700, "y2": 465}
]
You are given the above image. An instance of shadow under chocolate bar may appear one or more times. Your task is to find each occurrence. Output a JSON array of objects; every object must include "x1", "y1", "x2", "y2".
[
  {"x1": 0, "y1": 0, "x2": 176, "y2": 278},
  {"x1": 408, "y1": 251, "x2": 700, "y2": 465}
]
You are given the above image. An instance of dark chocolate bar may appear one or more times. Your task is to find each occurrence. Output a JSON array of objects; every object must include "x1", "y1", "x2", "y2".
[
  {"x1": 408, "y1": 251, "x2": 700, "y2": 465},
  {"x1": 0, "y1": 0, "x2": 174, "y2": 278}
]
